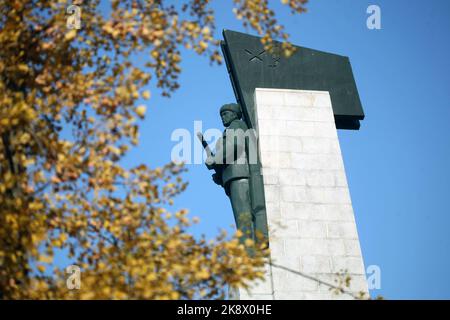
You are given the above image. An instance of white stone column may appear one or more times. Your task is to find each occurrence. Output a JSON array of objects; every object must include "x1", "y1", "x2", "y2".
[{"x1": 239, "y1": 88, "x2": 368, "y2": 300}]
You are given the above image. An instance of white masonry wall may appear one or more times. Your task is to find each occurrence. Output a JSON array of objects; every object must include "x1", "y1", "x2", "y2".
[{"x1": 239, "y1": 88, "x2": 368, "y2": 300}]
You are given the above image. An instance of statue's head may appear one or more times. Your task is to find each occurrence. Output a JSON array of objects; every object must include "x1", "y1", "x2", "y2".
[{"x1": 220, "y1": 103, "x2": 242, "y2": 127}]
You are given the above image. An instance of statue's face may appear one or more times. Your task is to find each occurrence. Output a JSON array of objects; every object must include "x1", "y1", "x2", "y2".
[{"x1": 220, "y1": 110, "x2": 237, "y2": 127}]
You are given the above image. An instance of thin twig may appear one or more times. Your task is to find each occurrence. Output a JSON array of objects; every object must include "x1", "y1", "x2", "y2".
[{"x1": 270, "y1": 262, "x2": 365, "y2": 300}]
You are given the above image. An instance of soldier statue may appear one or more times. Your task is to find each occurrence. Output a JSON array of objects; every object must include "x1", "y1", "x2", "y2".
[{"x1": 199, "y1": 103, "x2": 268, "y2": 246}]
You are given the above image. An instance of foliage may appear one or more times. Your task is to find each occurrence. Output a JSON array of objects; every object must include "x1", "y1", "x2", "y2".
[{"x1": 0, "y1": 0, "x2": 308, "y2": 299}]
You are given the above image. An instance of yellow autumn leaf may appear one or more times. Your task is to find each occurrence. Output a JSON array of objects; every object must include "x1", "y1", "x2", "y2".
[
  {"x1": 135, "y1": 105, "x2": 146, "y2": 118},
  {"x1": 199, "y1": 41, "x2": 208, "y2": 50},
  {"x1": 151, "y1": 50, "x2": 159, "y2": 59},
  {"x1": 17, "y1": 64, "x2": 29, "y2": 72},
  {"x1": 64, "y1": 29, "x2": 77, "y2": 41},
  {"x1": 37, "y1": 265, "x2": 46, "y2": 273},
  {"x1": 59, "y1": 233, "x2": 68, "y2": 243},
  {"x1": 142, "y1": 90, "x2": 151, "y2": 100},
  {"x1": 38, "y1": 255, "x2": 53, "y2": 264},
  {"x1": 244, "y1": 238, "x2": 254, "y2": 247},
  {"x1": 196, "y1": 269, "x2": 210, "y2": 280}
]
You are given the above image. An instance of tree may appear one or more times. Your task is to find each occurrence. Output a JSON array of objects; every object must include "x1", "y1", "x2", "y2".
[{"x1": 0, "y1": 0, "x2": 308, "y2": 299}]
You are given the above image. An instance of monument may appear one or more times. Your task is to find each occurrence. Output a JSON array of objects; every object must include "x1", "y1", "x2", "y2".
[{"x1": 203, "y1": 30, "x2": 369, "y2": 299}]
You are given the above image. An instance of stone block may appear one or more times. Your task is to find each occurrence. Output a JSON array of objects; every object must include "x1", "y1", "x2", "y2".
[
  {"x1": 301, "y1": 137, "x2": 340, "y2": 154},
  {"x1": 305, "y1": 171, "x2": 336, "y2": 187},
  {"x1": 280, "y1": 186, "x2": 308, "y2": 202},
  {"x1": 298, "y1": 220, "x2": 328, "y2": 239},
  {"x1": 331, "y1": 256, "x2": 366, "y2": 275},
  {"x1": 301, "y1": 255, "x2": 332, "y2": 274},
  {"x1": 278, "y1": 169, "x2": 306, "y2": 186},
  {"x1": 344, "y1": 239, "x2": 363, "y2": 257},
  {"x1": 255, "y1": 89, "x2": 285, "y2": 107},
  {"x1": 327, "y1": 221, "x2": 359, "y2": 239}
]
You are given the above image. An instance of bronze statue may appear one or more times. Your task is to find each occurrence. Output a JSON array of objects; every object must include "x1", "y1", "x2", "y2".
[{"x1": 199, "y1": 103, "x2": 268, "y2": 246}]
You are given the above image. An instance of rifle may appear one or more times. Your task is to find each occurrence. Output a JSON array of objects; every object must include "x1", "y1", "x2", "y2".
[
  {"x1": 196, "y1": 132, "x2": 223, "y2": 186},
  {"x1": 196, "y1": 132, "x2": 213, "y2": 158}
]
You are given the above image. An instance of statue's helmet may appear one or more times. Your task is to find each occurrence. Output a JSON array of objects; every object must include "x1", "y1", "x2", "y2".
[{"x1": 220, "y1": 103, "x2": 242, "y2": 119}]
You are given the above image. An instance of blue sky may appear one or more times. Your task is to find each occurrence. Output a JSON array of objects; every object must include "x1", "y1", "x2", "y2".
[{"x1": 120, "y1": 0, "x2": 450, "y2": 299}]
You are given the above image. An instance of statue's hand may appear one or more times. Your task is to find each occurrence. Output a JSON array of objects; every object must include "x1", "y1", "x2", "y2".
[
  {"x1": 205, "y1": 156, "x2": 216, "y2": 170},
  {"x1": 212, "y1": 173, "x2": 222, "y2": 186}
]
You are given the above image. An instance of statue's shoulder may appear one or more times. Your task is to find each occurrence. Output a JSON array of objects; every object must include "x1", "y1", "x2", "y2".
[{"x1": 228, "y1": 119, "x2": 248, "y2": 131}]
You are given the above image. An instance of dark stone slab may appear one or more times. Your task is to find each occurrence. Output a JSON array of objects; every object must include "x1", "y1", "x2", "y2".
[{"x1": 221, "y1": 29, "x2": 364, "y2": 130}]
